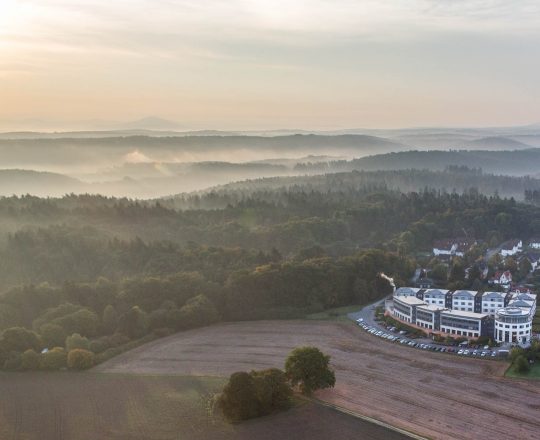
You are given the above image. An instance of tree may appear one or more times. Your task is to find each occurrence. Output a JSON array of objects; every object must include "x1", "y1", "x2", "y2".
[
  {"x1": 20, "y1": 349, "x2": 41, "y2": 370},
  {"x1": 251, "y1": 368, "x2": 292, "y2": 413},
  {"x1": 217, "y1": 371, "x2": 260, "y2": 421},
  {"x1": 178, "y1": 294, "x2": 220, "y2": 329},
  {"x1": 66, "y1": 333, "x2": 90, "y2": 351},
  {"x1": 0, "y1": 327, "x2": 42, "y2": 355},
  {"x1": 102, "y1": 304, "x2": 118, "y2": 334},
  {"x1": 285, "y1": 346, "x2": 335, "y2": 395},
  {"x1": 431, "y1": 264, "x2": 448, "y2": 282},
  {"x1": 449, "y1": 260, "x2": 466, "y2": 283},
  {"x1": 514, "y1": 355, "x2": 530, "y2": 374},
  {"x1": 40, "y1": 323, "x2": 67, "y2": 348},
  {"x1": 40, "y1": 347, "x2": 67, "y2": 370},
  {"x1": 518, "y1": 258, "x2": 533, "y2": 280},
  {"x1": 67, "y1": 349, "x2": 95, "y2": 370},
  {"x1": 117, "y1": 306, "x2": 148, "y2": 339}
]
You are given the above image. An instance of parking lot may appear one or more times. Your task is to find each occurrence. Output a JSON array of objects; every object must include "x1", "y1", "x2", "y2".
[
  {"x1": 355, "y1": 318, "x2": 502, "y2": 358},
  {"x1": 349, "y1": 298, "x2": 508, "y2": 359}
]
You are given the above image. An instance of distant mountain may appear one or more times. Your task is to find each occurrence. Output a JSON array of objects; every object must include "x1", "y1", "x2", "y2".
[
  {"x1": 0, "y1": 170, "x2": 86, "y2": 197},
  {"x1": 118, "y1": 117, "x2": 183, "y2": 130},
  {"x1": 462, "y1": 136, "x2": 532, "y2": 149}
]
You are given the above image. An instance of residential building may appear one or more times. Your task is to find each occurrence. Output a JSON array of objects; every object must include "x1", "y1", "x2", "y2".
[
  {"x1": 500, "y1": 239, "x2": 523, "y2": 257},
  {"x1": 528, "y1": 238, "x2": 540, "y2": 249},
  {"x1": 433, "y1": 238, "x2": 475, "y2": 257},
  {"x1": 490, "y1": 271, "x2": 512, "y2": 288}
]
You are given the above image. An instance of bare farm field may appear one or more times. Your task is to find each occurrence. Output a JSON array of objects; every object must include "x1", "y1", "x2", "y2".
[
  {"x1": 0, "y1": 372, "x2": 407, "y2": 440},
  {"x1": 98, "y1": 320, "x2": 540, "y2": 440}
]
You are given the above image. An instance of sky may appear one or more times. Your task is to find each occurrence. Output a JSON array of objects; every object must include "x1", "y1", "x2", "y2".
[{"x1": 1, "y1": 0, "x2": 540, "y2": 130}]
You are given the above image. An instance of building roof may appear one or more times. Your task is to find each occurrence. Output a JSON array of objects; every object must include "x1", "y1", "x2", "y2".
[
  {"x1": 501, "y1": 239, "x2": 521, "y2": 250},
  {"x1": 508, "y1": 299, "x2": 534, "y2": 308},
  {"x1": 394, "y1": 296, "x2": 426, "y2": 306},
  {"x1": 423, "y1": 289, "x2": 448, "y2": 296},
  {"x1": 512, "y1": 292, "x2": 537, "y2": 301},
  {"x1": 441, "y1": 309, "x2": 488, "y2": 319},
  {"x1": 452, "y1": 290, "x2": 477, "y2": 298},
  {"x1": 417, "y1": 304, "x2": 446, "y2": 312},
  {"x1": 493, "y1": 271, "x2": 512, "y2": 279},
  {"x1": 394, "y1": 287, "x2": 420, "y2": 297},
  {"x1": 482, "y1": 291, "x2": 505, "y2": 299},
  {"x1": 496, "y1": 307, "x2": 530, "y2": 317}
]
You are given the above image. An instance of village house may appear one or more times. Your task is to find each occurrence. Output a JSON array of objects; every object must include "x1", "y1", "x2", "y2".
[
  {"x1": 433, "y1": 238, "x2": 476, "y2": 257},
  {"x1": 490, "y1": 270, "x2": 512, "y2": 288},
  {"x1": 528, "y1": 238, "x2": 540, "y2": 249},
  {"x1": 499, "y1": 239, "x2": 523, "y2": 257}
]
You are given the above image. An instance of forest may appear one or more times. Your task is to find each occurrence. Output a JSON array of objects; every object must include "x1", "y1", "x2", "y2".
[{"x1": 1, "y1": 171, "x2": 540, "y2": 370}]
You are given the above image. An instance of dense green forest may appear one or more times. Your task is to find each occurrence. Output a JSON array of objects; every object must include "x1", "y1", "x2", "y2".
[{"x1": 2, "y1": 173, "x2": 540, "y2": 370}]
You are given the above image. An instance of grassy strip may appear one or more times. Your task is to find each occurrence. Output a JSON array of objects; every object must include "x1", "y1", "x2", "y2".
[
  {"x1": 304, "y1": 304, "x2": 364, "y2": 321},
  {"x1": 505, "y1": 363, "x2": 540, "y2": 380}
]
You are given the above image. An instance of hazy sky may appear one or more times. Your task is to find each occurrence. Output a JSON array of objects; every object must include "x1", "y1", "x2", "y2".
[{"x1": 1, "y1": 0, "x2": 540, "y2": 130}]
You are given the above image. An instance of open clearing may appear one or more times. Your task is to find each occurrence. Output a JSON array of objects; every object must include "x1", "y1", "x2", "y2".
[
  {"x1": 0, "y1": 372, "x2": 408, "y2": 440},
  {"x1": 97, "y1": 320, "x2": 540, "y2": 440}
]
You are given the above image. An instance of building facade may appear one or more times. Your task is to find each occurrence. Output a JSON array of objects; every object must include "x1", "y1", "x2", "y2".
[{"x1": 390, "y1": 287, "x2": 536, "y2": 344}]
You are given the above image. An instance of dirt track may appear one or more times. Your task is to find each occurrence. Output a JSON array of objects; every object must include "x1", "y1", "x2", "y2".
[{"x1": 97, "y1": 320, "x2": 540, "y2": 440}]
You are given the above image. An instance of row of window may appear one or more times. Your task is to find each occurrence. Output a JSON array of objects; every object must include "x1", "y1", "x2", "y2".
[{"x1": 441, "y1": 327, "x2": 479, "y2": 337}]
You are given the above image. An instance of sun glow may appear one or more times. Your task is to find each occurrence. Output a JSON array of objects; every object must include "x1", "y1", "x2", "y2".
[{"x1": 0, "y1": 0, "x2": 24, "y2": 32}]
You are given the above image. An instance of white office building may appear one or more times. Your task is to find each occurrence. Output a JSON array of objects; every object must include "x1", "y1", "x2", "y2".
[{"x1": 452, "y1": 290, "x2": 476, "y2": 312}]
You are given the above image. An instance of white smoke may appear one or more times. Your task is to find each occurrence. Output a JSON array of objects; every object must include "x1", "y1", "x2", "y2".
[{"x1": 379, "y1": 272, "x2": 396, "y2": 291}]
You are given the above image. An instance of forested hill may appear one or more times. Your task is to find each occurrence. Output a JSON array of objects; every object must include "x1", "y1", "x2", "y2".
[
  {"x1": 295, "y1": 149, "x2": 540, "y2": 176},
  {"x1": 0, "y1": 134, "x2": 406, "y2": 170},
  {"x1": 0, "y1": 188, "x2": 540, "y2": 287},
  {"x1": 1, "y1": 187, "x2": 540, "y2": 366},
  {"x1": 168, "y1": 168, "x2": 540, "y2": 209}
]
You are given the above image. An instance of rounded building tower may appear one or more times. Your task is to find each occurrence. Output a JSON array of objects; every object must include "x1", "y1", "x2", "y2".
[{"x1": 494, "y1": 307, "x2": 532, "y2": 344}]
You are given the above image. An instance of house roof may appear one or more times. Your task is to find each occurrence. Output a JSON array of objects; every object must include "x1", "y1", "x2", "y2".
[
  {"x1": 493, "y1": 271, "x2": 512, "y2": 279},
  {"x1": 441, "y1": 309, "x2": 487, "y2": 319},
  {"x1": 452, "y1": 290, "x2": 476, "y2": 298},
  {"x1": 423, "y1": 289, "x2": 448, "y2": 296},
  {"x1": 482, "y1": 291, "x2": 505, "y2": 299},
  {"x1": 433, "y1": 237, "x2": 475, "y2": 251},
  {"x1": 394, "y1": 287, "x2": 420, "y2": 297},
  {"x1": 501, "y1": 239, "x2": 521, "y2": 250}
]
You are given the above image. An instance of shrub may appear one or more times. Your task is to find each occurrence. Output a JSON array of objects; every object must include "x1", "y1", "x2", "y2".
[
  {"x1": 67, "y1": 349, "x2": 95, "y2": 370},
  {"x1": 40, "y1": 347, "x2": 67, "y2": 370}
]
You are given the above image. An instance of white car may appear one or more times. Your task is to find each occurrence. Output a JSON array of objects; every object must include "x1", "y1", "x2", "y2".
[{"x1": 458, "y1": 349, "x2": 464, "y2": 355}]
